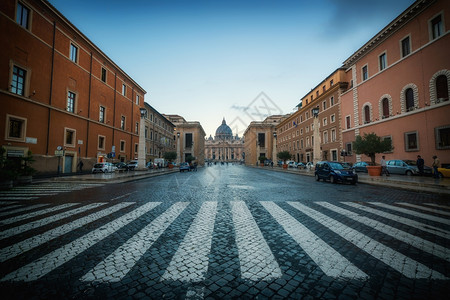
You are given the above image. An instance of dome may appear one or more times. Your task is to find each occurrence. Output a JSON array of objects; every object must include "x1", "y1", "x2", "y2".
[{"x1": 215, "y1": 118, "x2": 233, "y2": 140}]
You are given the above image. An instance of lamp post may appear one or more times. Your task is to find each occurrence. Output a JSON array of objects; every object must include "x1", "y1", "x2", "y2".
[
  {"x1": 176, "y1": 132, "x2": 181, "y2": 164},
  {"x1": 272, "y1": 131, "x2": 277, "y2": 164},
  {"x1": 312, "y1": 106, "x2": 321, "y2": 165},
  {"x1": 138, "y1": 108, "x2": 147, "y2": 170}
]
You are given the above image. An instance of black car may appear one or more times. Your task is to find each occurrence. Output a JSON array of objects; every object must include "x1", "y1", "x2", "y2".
[
  {"x1": 315, "y1": 161, "x2": 358, "y2": 184},
  {"x1": 352, "y1": 161, "x2": 369, "y2": 173}
]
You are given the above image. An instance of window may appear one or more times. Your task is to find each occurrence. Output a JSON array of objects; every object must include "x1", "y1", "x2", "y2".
[
  {"x1": 11, "y1": 66, "x2": 26, "y2": 96},
  {"x1": 136, "y1": 95, "x2": 140, "y2": 105},
  {"x1": 405, "y1": 131, "x2": 418, "y2": 151},
  {"x1": 430, "y1": 14, "x2": 443, "y2": 40},
  {"x1": 99, "y1": 106, "x2": 105, "y2": 123},
  {"x1": 67, "y1": 91, "x2": 75, "y2": 113},
  {"x1": 135, "y1": 122, "x2": 139, "y2": 134},
  {"x1": 323, "y1": 101, "x2": 327, "y2": 110},
  {"x1": 135, "y1": 144, "x2": 138, "y2": 153},
  {"x1": 120, "y1": 140, "x2": 125, "y2": 152},
  {"x1": 64, "y1": 128, "x2": 76, "y2": 147},
  {"x1": 382, "y1": 136, "x2": 393, "y2": 153},
  {"x1": 401, "y1": 36, "x2": 410, "y2": 57},
  {"x1": 362, "y1": 65, "x2": 368, "y2": 81},
  {"x1": 346, "y1": 116, "x2": 351, "y2": 129},
  {"x1": 301, "y1": 139, "x2": 304, "y2": 148},
  {"x1": 122, "y1": 84, "x2": 126, "y2": 96},
  {"x1": 145, "y1": 126, "x2": 148, "y2": 139},
  {"x1": 364, "y1": 106, "x2": 371, "y2": 124},
  {"x1": 405, "y1": 88, "x2": 415, "y2": 111},
  {"x1": 316, "y1": 91, "x2": 319, "y2": 97},
  {"x1": 16, "y1": 2, "x2": 30, "y2": 29},
  {"x1": 185, "y1": 133, "x2": 193, "y2": 148},
  {"x1": 323, "y1": 131, "x2": 328, "y2": 143},
  {"x1": 98, "y1": 136, "x2": 105, "y2": 150},
  {"x1": 331, "y1": 150, "x2": 338, "y2": 161},
  {"x1": 436, "y1": 126, "x2": 450, "y2": 149},
  {"x1": 436, "y1": 75, "x2": 449, "y2": 102},
  {"x1": 258, "y1": 133, "x2": 266, "y2": 147},
  {"x1": 382, "y1": 98, "x2": 390, "y2": 118},
  {"x1": 379, "y1": 53, "x2": 386, "y2": 71},
  {"x1": 6, "y1": 115, "x2": 26, "y2": 141},
  {"x1": 121, "y1": 116, "x2": 125, "y2": 130},
  {"x1": 101, "y1": 67, "x2": 107, "y2": 83},
  {"x1": 322, "y1": 85, "x2": 326, "y2": 92},
  {"x1": 300, "y1": 128, "x2": 303, "y2": 135},
  {"x1": 331, "y1": 129, "x2": 336, "y2": 142},
  {"x1": 330, "y1": 114, "x2": 335, "y2": 123},
  {"x1": 330, "y1": 96, "x2": 334, "y2": 106},
  {"x1": 70, "y1": 44, "x2": 78, "y2": 63},
  {"x1": 330, "y1": 79, "x2": 334, "y2": 86},
  {"x1": 323, "y1": 118, "x2": 327, "y2": 126},
  {"x1": 346, "y1": 142, "x2": 352, "y2": 155}
]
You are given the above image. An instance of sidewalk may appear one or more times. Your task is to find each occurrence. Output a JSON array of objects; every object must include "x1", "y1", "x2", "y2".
[{"x1": 253, "y1": 165, "x2": 450, "y2": 195}]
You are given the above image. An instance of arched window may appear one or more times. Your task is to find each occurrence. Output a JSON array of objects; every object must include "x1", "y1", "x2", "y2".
[
  {"x1": 382, "y1": 98, "x2": 389, "y2": 118},
  {"x1": 436, "y1": 75, "x2": 449, "y2": 102},
  {"x1": 364, "y1": 105, "x2": 371, "y2": 124},
  {"x1": 405, "y1": 88, "x2": 415, "y2": 111}
]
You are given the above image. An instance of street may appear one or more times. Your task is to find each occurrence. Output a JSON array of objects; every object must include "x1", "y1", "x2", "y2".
[{"x1": 0, "y1": 165, "x2": 449, "y2": 299}]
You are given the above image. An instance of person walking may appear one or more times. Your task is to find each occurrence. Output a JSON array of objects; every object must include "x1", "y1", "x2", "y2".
[
  {"x1": 416, "y1": 155, "x2": 425, "y2": 176},
  {"x1": 380, "y1": 155, "x2": 389, "y2": 176},
  {"x1": 432, "y1": 155, "x2": 441, "y2": 179},
  {"x1": 77, "y1": 160, "x2": 84, "y2": 173}
]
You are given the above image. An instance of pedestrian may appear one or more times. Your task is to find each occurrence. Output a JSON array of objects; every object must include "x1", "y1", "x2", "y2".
[
  {"x1": 77, "y1": 160, "x2": 84, "y2": 173},
  {"x1": 416, "y1": 155, "x2": 425, "y2": 176},
  {"x1": 271, "y1": 161, "x2": 274, "y2": 168},
  {"x1": 380, "y1": 155, "x2": 389, "y2": 176},
  {"x1": 432, "y1": 155, "x2": 441, "y2": 179}
]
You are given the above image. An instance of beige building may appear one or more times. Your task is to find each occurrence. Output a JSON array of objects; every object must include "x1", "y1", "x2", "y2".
[
  {"x1": 164, "y1": 115, "x2": 206, "y2": 165},
  {"x1": 143, "y1": 103, "x2": 175, "y2": 164},
  {"x1": 277, "y1": 69, "x2": 349, "y2": 164},
  {"x1": 205, "y1": 118, "x2": 244, "y2": 162},
  {"x1": 243, "y1": 115, "x2": 285, "y2": 165}
]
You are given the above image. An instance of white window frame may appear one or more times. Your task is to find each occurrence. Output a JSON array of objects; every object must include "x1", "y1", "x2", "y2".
[
  {"x1": 379, "y1": 51, "x2": 387, "y2": 71},
  {"x1": 404, "y1": 131, "x2": 419, "y2": 152},
  {"x1": 70, "y1": 43, "x2": 78, "y2": 63},
  {"x1": 5, "y1": 114, "x2": 27, "y2": 142},
  {"x1": 435, "y1": 125, "x2": 450, "y2": 150},
  {"x1": 122, "y1": 84, "x2": 126, "y2": 96},
  {"x1": 99, "y1": 105, "x2": 105, "y2": 123},
  {"x1": 67, "y1": 91, "x2": 76, "y2": 113},
  {"x1": 64, "y1": 127, "x2": 76, "y2": 147},
  {"x1": 428, "y1": 12, "x2": 445, "y2": 41},
  {"x1": 400, "y1": 35, "x2": 411, "y2": 58},
  {"x1": 16, "y1": 2, "x2": 32, "y2": 30},
  {"x1": 98, "y1": 135, "x2": 106, "y2": 150},
  {"x1": 120, "y1": 140, "x2": 126, "y2": 152},
  {"x1": 362, "y1": 64, "x2": 368, "y2": 81}
]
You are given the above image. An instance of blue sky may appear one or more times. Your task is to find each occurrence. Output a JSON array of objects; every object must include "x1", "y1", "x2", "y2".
[{"x1": 49, "y1": 0, "x2": 414, "y2": 137}]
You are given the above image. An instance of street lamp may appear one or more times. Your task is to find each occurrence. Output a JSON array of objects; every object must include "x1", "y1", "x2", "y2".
[
  {"x1": 176, "y1": 131, "x2": 181, "y2": 164},
  {"x1": 312, "y1": 106, "x2": 321, "y2": 165},
  {"x1": 312, "y1": 107, "x2": 319, "y2": 118},
  {"x1": 137, "y1": 108, "x2": 147, "y2": 170},
  {"x1": 272, "y1": 131, "x2": 277, "y2": 164}
]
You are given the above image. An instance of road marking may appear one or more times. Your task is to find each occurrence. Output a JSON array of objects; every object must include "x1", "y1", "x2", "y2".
[
  {"x1": 109, "y1": 192, "x2": 134, "y2": 201},
  {"x1": 81, "y1": 202, "x2": 188, "y2": 282},
  {"x1": 0, "y1": 202, "x2": 134, "y2": 262},
  {"x1": 261, "y1": 201, "x2": 367, "y2": 280},
  {"x1": 0, "y1": 203, "x2": 106, "y2": 240},
  {"x1": 0, "y1": 197, "x2": 37, "y2": 200},
  {"x1": 316, "y1": 202, "x2": 450, "y2": 262},
  {"x1": 161, "y1": 201, "x2": 217, "y2": 282},
  {"x1": 231, "y1": 201, "x2": 282, "y2": 281},
  {"x1": 288, "y1": 202, "x2": 447, "y2": 280},
  {"x1": 0, "y1": 204, "x2": 49, "y2": 217},
  {"x1": 0, "y1": 202, "x2": 161, "y2": 282},
  {"x1": 0, "y1": 203, "x2": 79, "y2": 225},
  {"x1": 423, "y1": 203, "x2": 450, "y2": 209},
  {"x1": 371, "y1": 202, "x2": 450, "y2": 225},
  {"x1": 185, "y1": 286, "x2": 205, "y2": 300},
  {"x1": 396, "y1": 202, "x2": 450, "y2": 216},
  {"x1": 0, "y1": 204, "x2": 22, "y2": 212},
  {"x1": 342, "y1": 202, "x2": 450, "y2": 239}
]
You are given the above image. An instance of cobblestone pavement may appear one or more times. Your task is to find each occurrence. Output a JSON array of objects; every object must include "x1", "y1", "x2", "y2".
[{"x1": 0, "y1": 165, "x2": 449, "y2": 299}]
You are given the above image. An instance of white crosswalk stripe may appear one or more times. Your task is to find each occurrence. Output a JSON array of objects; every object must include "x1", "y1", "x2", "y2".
[
  {"x1": 0, "y1": 204, "x2": 50, "y2": 217},
  {"x1": 0, "y1": 203, "x2": 79, "y2": 225},
  {"x1": 423, "y1": 203, "x2": 450, "y2": 209},
  {"x1": 396, "y1": 202, "x2": 450, "y2": 216},
  {"x1": 371, "y1": 202, "x2": 450, "y2": 225}
]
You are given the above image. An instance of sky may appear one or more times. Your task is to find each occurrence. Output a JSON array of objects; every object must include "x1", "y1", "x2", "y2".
[{"x1": 48, "y1": 0, "x2": 415, "y2": 138}]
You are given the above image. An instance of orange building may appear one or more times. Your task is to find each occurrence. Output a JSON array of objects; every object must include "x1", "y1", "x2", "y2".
[
  {"x1": 0, "y1": 0, "x2": 146, "y2": 174},
  {"x1": 340, "y1": 0, "x2": 450, "y2": 166}
]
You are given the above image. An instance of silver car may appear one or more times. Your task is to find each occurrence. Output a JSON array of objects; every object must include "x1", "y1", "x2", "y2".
[{"x1": 386, "y1": 159, "x2": 431, "y2": 176}]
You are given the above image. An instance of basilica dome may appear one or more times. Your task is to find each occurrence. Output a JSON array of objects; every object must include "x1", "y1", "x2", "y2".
[{"x1": 215, "y1": 118, "x2": 233, "y2": 140}]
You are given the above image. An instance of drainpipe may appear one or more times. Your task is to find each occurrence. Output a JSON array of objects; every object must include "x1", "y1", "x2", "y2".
[
  {"x1": 46, "y1": 21, "x2": 56, "y2": 155},
  {"x1": 85, "y1": 51, "x2": 92, "y2": 158}
]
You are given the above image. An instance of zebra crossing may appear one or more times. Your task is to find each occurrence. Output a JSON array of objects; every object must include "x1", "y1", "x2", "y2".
[
  {"x1": 0, "y1": 183, "x2": 104, "y2": 201},
  {"x1": 0, "y1": 200, "x2": 449, "y2": 287}
]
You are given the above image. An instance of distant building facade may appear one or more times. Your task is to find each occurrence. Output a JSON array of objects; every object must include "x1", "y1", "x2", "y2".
[
  {"x1": 243, "y1": 115, "x2": 284, "y2": 165},
  {"x1": 164, "y1": 115, "x2": 206, "y2": 165},
  {"x1": 0, "y1": 0, "x2": 146, "y2": 173},
  {"x1": 205, "y1": 118, "x2": 244, "y2": 162},
  {"x1": 143, "y1": 103, "x2": 175, "y2": 164},
  {"x1": 340, "y1": 0, "x2": 450, "y2": 165}
]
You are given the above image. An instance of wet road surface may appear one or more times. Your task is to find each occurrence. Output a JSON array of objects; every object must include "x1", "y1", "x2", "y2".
[{"x1": 0, "y1": 165, "x2": 449, "y2": 299}]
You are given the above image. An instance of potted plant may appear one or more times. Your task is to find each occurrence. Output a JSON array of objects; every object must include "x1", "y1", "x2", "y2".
[
  {"x1": 352, "y1": 132, "x2": 393, "y2": 176},
  {"x1": 258, "y1": 156, "x2": 267, "y2": 166},
  {"x1": 163, "y1": 151, "x2": 177, "y2": 169},
  {"x1": 277, "y1": 151, "x2": 292, "y2": 169},
  {"x1": 17, "y1": 150, "x2": 36, "y2": 184},
  {"x1": 0, "y1": 147, "x2": 18, "y2": 189}
]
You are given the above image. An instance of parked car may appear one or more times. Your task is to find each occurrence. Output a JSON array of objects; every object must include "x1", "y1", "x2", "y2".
[
  {"x1": 340, "y1": 162, "x2": 352, "y2": 169},
  {"x1": 179, "y1": 162, "x2": 190, "y2": 172},
  {"x1": 438, "y1": 163, "x2": 450, "y2": 178},
  {"x1": 127, "y1": 160, "x2": 138, "y2": 170},
  {"x1": 115, "y1": 162, "x2": 129, "y2": 171},
  {"x1": 315, "y1": 161, "x2": 358, "y2": 184},
  {"x1": 287, "y1": 161, "x2": 297, "y2": 168},
  {"x1": 146, "y1": 162, "x2": 156, "y2": 169},
  {"x1": 297, "y1": 162, "x2": 306, "y2": 169},
  {"x1": 386, "y1": 159, "x2": 432, "y2": 176},
  {"x1": 352, "y1": 161, "x2": 369, "y2": 173},
  {"x1": 277, "y1": 160, "x2": 284, "y2": 167},
  {"x1": 306, "y1": 162, "x2": 314, "y2": 170},
  {"x1": 92, "y1": 162, "x2": 116, "y2": 173}
]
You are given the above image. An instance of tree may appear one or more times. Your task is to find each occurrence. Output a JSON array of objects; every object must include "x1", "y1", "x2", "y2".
[
  {"x1": 163, "y1": 151, "x2": 177, "y2": 163},
  {"x1": 185, "y1": 155, "x2": 196, "y2": 164},
  {"x1": 277, "y1": 151, "x2": 292, "y2": 164},
  {"x1": 352, "y1": 132, "x2": 393, "y2": 165},
  {"x1": 258, "y1": 155, "x2": 267, "y2": 163}
]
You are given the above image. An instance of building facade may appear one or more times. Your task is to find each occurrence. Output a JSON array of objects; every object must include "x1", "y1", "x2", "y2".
[
  {"x1": 164, "y1": 115, "x2": 206, "y2": 165},
  {"x1": 143, "y1": 103, "x2": 175, "y2": 164},
  {"x1": 1, "y1": 0, "x2": 146, "y2": 173},
  {"x1": 340, "y1": 0, "x2": 450, "y2": 165},
  {"x1": 277, "y1": 69, "x2": 349, "y2": 164},
  {"x1": 205, "y1": 118, "x2": 244, "y2": 163},
  {"x1": 243, "y1": 115, "x2": 284, "y2": 165}
]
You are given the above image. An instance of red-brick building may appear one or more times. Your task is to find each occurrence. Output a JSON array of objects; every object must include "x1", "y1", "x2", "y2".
[{"x1": 0, "y1": 0, "x2": 146, "y2": 174}]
